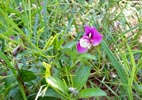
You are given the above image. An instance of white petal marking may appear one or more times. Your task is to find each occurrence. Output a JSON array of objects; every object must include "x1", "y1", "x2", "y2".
[
  {"x1": 88, "y1": 33, "x2": 92, "y2": 38},
  {"x1": 80, "y1": 38, "x2": 91, "y2": 48}
]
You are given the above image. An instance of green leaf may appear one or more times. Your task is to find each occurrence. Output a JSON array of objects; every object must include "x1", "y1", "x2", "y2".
[
  {"x1": 63, "y1": 41, "x2": 76, "y2": 49},
  {"x1": 9, "y1": 87, "x2": 23, "y2": 100},
  {"x1": 19, "y1": 69, "x2": 36, "y2": 82},
  {"x1": 79, "y1": 88, "x2": 106, "y2": 98},
  {"x1": 46, "y1": 76, "x2": 68, "y2": 95},
  {"x1": 73, "y1": 66, "x2": 91, "y2": 90},
  {"x1": 0, "y1": 51, "x2": 27, "y2": 100},
  {"x1": 79, "y1": 53, "x2": 96, "y2": 60},
  {"x1": 44, "y1": 88, "x2": 64, "y2": 99}
]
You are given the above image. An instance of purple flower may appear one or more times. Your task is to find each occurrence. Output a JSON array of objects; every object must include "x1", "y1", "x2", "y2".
[
  {"x1": 10, "y1": 36, "x2": 15, "y2": 40},
  {"x1": 76, "y1": 25, "x2": 103, "y2": 53}
]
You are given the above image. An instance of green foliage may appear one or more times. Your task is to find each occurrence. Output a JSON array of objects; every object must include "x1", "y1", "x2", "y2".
[
  {"x1": 101, "y1": 41, "x2": 128, "y2": 83},
  {"x1": 73, "y1": 66, "x2": 91, "y2": 91},
  {"x1": 44, "y1": 88, "x2": 64, "y2": 99},
  {"x1": 46, "y1": 76, "x2": 68, "y2": 95},
  {"x1": 0, "y1": 0, "x2": 142, "y2": 100},
  {"x1": 19, "y1": 69, "x2": 36, "y2": 82},
  {"x1": 79, "y1": 88, "x2": 106, "y2": 98}
]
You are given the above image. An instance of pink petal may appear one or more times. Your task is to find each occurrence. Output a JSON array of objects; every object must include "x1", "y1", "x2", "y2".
[
  {"x1": 84, "y1": 25, "x2": 91, "y2": 36},
  {"x1": 91, "y1": 28, "x2": 103, "y2": 46},
  {"x1": 76, "y1": 42, "x2": 88, "y2": 53}
]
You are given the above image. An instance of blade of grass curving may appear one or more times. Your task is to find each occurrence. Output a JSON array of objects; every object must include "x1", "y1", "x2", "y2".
[
  {"x1": 122, "y1": 23, "x2": 142, "y2": 35},
  {"x1": 101, "y1": 41, "x2": 128, "y2": 84},
  {"x1": 0, "y1": 8, "x2": 26, "y2": 36},
  {"x1": 101, "y1": 40, "x2": 137, "y2": 99},
  {"x1": 126, "y1": 43, "x2": 136, "y2": 100}
]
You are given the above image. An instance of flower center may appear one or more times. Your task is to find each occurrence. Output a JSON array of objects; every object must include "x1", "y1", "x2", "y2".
[
  {"x1": 88, "y1": 33, "x2": 92, "y2": 38},
  {"x1": 80, "y1": 38, "x2": 91, "y2": 48}
]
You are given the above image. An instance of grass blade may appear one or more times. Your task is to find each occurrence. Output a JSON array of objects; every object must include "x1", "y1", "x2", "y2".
[{"x1": 101, "y1": 41, "x2": 128, "y2": 84}]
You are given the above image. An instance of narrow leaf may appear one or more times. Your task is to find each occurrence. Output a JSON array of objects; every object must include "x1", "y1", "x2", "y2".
[
  {"x1": 46, "y1": 76, "x2": 68, "y2": 95},
  {"x1": 73, "y1": 66, "x2": 91, "y2": 90},
  {"x1": 44, "y1": 88, "x2": 64, "y2": 99},
  {"x1": 79, "y1": 88, "x2": 106, "y2": 98}
]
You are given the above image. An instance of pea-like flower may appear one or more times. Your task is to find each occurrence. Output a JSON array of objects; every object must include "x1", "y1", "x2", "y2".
[{"x1": 76, "y1": 25, "x2": 103, "y2": 53}]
